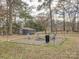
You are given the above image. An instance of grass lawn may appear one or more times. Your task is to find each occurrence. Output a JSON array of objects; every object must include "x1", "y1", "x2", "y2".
[{"x1": 0, "y1": 36, "x2": 79, "y2": 59}]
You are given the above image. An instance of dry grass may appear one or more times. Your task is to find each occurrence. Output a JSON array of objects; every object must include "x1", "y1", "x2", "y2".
[{"x1": 0, "y1": 32, "x2": 79, "y2": 59}]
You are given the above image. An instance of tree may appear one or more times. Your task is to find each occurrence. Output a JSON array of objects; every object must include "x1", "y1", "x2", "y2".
[
  {"x1": 56, "y1": 0, "x2": 67, "y2": 31},
  {"x1": 56, "y1": 0, "x2": 79, "y2": 32},
  {"x1": 36, "y1": 14, "x2": 49, "y2": 33},
  {"x1": 25, "y1": 20, "x2": 45, "y2": 31},
  {"x1": 5, "y1": 0, "x2": 32, "y2": 35},
  {"x1": 37, "y1": 0, "x2": 55, "y2": 32},
  {"x1": 19, "y1": 6, "x2": 33, "y2": 22}
]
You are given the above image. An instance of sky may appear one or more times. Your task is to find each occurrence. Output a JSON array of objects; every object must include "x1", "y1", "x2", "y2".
[{"x1": 22, "y1": 0, "x2": 59, "y2": 16}]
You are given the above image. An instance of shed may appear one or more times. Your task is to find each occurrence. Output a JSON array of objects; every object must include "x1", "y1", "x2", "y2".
[{"x1": 20, "y1": 27, "x2": 36, "y2": 35}]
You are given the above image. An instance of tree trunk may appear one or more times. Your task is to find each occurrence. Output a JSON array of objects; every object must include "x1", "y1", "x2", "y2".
[
  {"x1": 63, "y1": 13, "x2": 65, "y2": 31},
  {"x1": 7, "y1": 0, "x2": 13, "y2": 35},
  {"x1": 49, "y1": 0, "x2": 53, "y2": 33},
  {"x1": 72, "y1": 17, "x2": 76, "y2": 32}
]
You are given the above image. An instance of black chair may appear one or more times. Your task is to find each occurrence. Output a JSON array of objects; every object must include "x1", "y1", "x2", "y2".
[{"x1": 45, "y1": 35, "x2": 50, "y2": 43}]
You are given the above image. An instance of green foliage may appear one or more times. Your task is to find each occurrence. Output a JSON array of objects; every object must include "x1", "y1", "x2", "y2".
[
  {"x1": 25, "y1": 20, "x2": 45, "y2": 31},
  {"x1": 12, "y1": 22, "x2": 21, "y2": 34},
  {"x1": 37, "y1": 0, "x2": 53, "y2": 10},
  {"x1": 19, "y1": 2, "x2": 33, "y2": 20},
  {"x1": 19, "y1": 9, "x2": 32, "y2": 20}
]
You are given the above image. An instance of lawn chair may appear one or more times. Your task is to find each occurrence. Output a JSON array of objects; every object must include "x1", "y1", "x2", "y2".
[{"x1": 45, "y1": 35, "x2": 50, "y2": 43}]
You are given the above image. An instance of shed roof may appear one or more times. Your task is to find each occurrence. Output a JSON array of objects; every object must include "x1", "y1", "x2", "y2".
[{"x1": 21, "y1": 27, "x2": 35, "y2": 31}]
